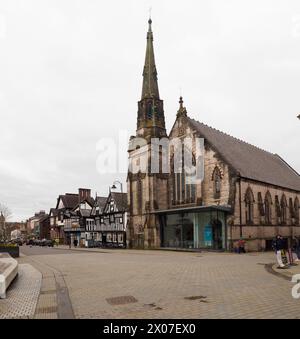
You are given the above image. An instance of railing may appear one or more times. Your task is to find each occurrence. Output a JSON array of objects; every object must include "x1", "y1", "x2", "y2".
[{"x1": 63, "y1": 227, "x2": 85, "y2": 232}]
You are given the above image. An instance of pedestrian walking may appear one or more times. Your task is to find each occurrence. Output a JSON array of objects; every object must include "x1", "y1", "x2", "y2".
[
  {"x1": 272, "y1": 235, "x2": 286, "y2": 268},
  {"x1": 238, "y1": 238, "x2": 246, "y2": 254},
  {"x1": 73, "y1": 239, "x2": 78, "y2": 248},
  {"x1": 292, "y1": 236, "x2": 300, "y2": 262}
]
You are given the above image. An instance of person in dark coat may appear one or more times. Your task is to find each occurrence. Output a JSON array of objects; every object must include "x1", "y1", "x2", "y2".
[
  {"x1": 272, "y1": 235, "x2": 285, "y2": 268},
  {"x1": 292, "y1": 236, "x2": 300, "y2": 261}
]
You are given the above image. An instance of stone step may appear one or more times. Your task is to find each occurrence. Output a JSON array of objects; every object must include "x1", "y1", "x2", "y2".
[{"x1": 0, "y1": 253, "x2": 18, "y2": 299}]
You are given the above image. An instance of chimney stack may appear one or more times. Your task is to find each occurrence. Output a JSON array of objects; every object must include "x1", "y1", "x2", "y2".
[{"x1": 78, "y1": 188, "x2": 91, "y2": 203}]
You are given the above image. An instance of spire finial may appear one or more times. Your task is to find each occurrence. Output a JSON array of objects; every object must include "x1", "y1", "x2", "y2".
[
  {"x1": 179, "y1": 96, "x2": 184, "y2": 109},
  {"x1": 177, "y1": 96, "x2": 188, "y2": 118},
  {"x1": 148, "y1": 7, "x2": 152, "y2": 30}
]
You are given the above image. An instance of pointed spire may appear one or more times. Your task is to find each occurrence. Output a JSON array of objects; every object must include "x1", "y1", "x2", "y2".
[
  {"x1": 136, "y1": 17, "x2": 166, "y2": 139},
  {"x1": 142, "y1": 18, "x2": 160, "y2": 99},
  {"x1": 177, "y1": 96, "x2": 188, "y2": 118}
]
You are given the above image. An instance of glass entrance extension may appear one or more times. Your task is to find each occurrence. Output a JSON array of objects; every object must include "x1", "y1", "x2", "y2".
[{"x1": 157, "y1": 206, "x2": 230, "y2": 250}]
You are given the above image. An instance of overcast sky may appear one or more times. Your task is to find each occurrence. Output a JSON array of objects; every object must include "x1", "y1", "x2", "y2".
[{"x1": 0, "y1": 0, "x2": 300, "y2": 221}]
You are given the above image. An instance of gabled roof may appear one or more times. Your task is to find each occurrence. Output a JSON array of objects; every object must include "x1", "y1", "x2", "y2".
[
  {"x1": 112, "y1": 192, "x2": 128, "y2": 211},
  {"x1": 95, "y1": 196, "x2": 107, "y2": 209},
  {"x1": 38, "y1": 214, "x2": 49, "y2": 224},
  {"x1": 72, "y1": 198, "x2": 95, "y2": 212},
  {"x1": 56, "y1": 194, "x2": 79, "y2": 210},
  {"x1": 188, "y1": 117, "x2": 300, "y2": 192},
  {"x1": 105, "y1": 192, "x2": 128, "y2": 212},
  {"x1": 49, "y1": 208, "x2": 59, "y2": 217}
]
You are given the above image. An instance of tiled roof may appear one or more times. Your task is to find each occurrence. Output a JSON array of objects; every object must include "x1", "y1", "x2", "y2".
[
  {"x1": 188, "y1": 117, "x2": 300, "y2": 192},
  {"x1": 111, "y1": 192, "x2": 128, "y2": 211},
  {"x1": 95, "y1": 197, "x2": 107, "y2": 210},
  {"x1": 49, "y1": 208, "x2": 59, "y2": 217},
  {"x1": 59, "y1": 194, "x2": 79, "y2": 209}
]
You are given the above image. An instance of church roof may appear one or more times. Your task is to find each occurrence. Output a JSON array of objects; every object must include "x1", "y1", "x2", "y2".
[{"x1": 188, "y1": 117, "x2": 300, "y2": 192}]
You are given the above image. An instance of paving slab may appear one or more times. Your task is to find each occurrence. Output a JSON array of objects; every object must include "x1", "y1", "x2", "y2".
[{"x1": 0, "y1": 264, "x2": 41, "y2": 319}]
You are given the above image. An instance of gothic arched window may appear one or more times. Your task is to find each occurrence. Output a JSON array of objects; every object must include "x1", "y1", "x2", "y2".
[
  {"x1": 171, "y1": 145, "x2": 196, "y2": 205},
  {"x1": 289, "y1": 198, "x2": 295, "y2": 221},
  {"x1": 245, "y1": 187, "x2": 255, "y2": 224},
  {"x1": 257, "y1": 192, "x2": 265, "y2": 216},
  {"x1": 137, "y1": 178, "x2": 143, "y2": 214},
  {"x1": 280, "y1": 195, "x2": 287, "y2": 225},
  {"x1": 295, "y1": 197, "x2": 299, "y2": 225},
  {"x1": 212, "y1": 167, "x2": 222, "y2": 199},
  {"x1": 265, "y1": 191, "x2": 272, "y2": 225},
  {"x1": 275, "y1": 195, "x2": 281, "y2": 224}
]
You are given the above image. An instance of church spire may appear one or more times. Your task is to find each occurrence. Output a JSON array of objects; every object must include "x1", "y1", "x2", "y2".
[
  {"x1": 136, "y1": 18, "x2": 166, "y2": 140},
  {"x1": 177, "y1": 96, "x2": 188, "y2": 118},
  {"x1": 141, "y1": 18, "x2": 160, "y2": 99}
]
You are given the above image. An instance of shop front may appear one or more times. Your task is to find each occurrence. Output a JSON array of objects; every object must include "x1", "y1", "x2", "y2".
[{"x1": 157, "y1": 206, "x2": 231, "y2": 250}]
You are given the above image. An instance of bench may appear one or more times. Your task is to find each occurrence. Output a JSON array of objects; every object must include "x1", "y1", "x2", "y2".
[{"x1": 0, "y1": 253, "x2": 18, "y2": 299}]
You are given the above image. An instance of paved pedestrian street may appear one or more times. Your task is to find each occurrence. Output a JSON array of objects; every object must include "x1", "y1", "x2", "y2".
[{"x1": 12, "y1": 247, "x2": 300, "y2": 319}]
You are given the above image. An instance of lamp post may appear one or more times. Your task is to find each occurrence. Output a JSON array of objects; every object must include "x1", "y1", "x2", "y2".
[
  {"x1": 111, "y1": 180, "x2": 123, "y2": 194},
  {"x1": 111, "y1": 180, "x2": 124, "y2": 213},
  {"x1": 111, "y1": 180, "x2": 124, "y2": 246}
]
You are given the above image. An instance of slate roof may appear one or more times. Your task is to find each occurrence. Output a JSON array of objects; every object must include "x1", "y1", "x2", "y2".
[
  {"x1": 111, "y1": 192, "x2": 128, "y2": 211},
  {"x1": 95, "y1": 197, "x2": 107, "y2": 210},
  {"x1": 49, "y1": 208, "x2": 59, "y2": 217},
  {"x1": 188, "y1": 117, "x2": 300, "y2": 192},
  {"x1": 72, "y1": 198, "x2": 95, "y2": 211},
  {"x1": 58, "y1": 194, "x2": 79, "y2": 209}
]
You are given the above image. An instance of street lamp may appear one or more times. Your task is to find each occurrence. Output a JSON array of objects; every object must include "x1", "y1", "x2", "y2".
[
  {"x1": 111, "y1": 180, "x2": 124, "y2": 213},
  {"x1": 111, "y1": 180, "x2": 125, "y2": 246},
  {"x1": 111, "y1": 180, "x2": 123, "y2": 194}
]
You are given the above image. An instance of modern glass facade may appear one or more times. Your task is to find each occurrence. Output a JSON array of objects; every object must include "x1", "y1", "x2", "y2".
[{"x1": 159, "y1": 208, "x2": 228, "y2": 250}]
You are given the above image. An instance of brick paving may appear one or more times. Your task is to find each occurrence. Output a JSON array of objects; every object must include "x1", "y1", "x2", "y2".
[
  {"x1": 17, "y1": 246, "x2": 300, "y2": 319},
  {"x1": 0, "y1": 264, "x2": 41, "y2": 319},
  {"x1": 18, "y1": 252, "x2": 74, "y2": 319}
]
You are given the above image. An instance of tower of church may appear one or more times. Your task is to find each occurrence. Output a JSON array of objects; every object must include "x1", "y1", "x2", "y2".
[
  {"x1": 127, "y1": 18, "x2": 169, "y2": 249},
  {"x1": 136, "y1": 18, "x2": 167, "y2": 140}
]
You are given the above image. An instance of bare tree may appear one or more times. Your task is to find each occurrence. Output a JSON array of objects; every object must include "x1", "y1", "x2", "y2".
[
  {"x1": 0, "y1": 203, "x2": 12, "y2": 241},
  {"x1": 0, "y1": 203, "x2": 12, "y2": 220}
]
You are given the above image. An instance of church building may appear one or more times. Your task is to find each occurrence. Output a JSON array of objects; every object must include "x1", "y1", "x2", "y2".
[{"x1": 127, "y1": 19, "x2": 300, "y2": 251}]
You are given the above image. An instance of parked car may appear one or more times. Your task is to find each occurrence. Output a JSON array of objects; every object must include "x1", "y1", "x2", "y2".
[
  {"x1": 40, "y1": 239, "x2": 54, "y2": 247},
  {"x1": 34, "y1": 239, "x2": 41, "y2": 246}
]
